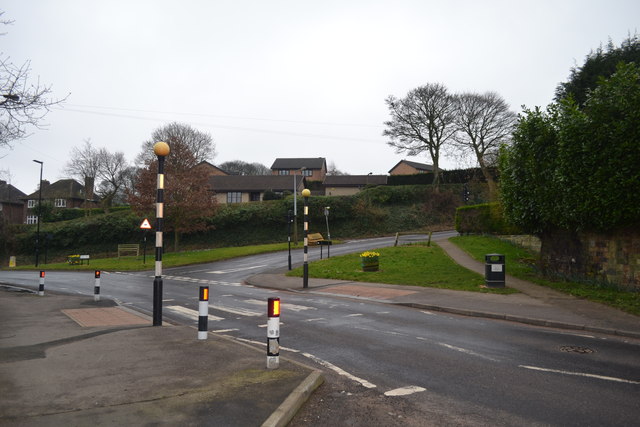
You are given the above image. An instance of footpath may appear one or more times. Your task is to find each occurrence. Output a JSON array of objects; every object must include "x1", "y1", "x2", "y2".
[
  {"x1": 0, "y1": 289, "x2": 322, "y2": 427},
  {"x1": 1, "y1": 237, "x2": 639, "y2": 426}
]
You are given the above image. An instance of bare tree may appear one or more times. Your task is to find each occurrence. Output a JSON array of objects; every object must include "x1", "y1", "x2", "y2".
[
  {"x1": 383, "y1": 83, "x2": 457, "y2": 187},
  {"x1": 453, "y1": 91, "x2": 517, "y2": 198},
  {"x1": 64, "y1": 139, "x2": 100, "y2": 208},
  {"x1": 0, "y1": 11, "x2": 68, "y2": 147},
  {"x1": 136, "y1": 122, "x2": 215, "y2": 168},
  {"x1": 96, "y1": 149, "x2": 131, "y2": 207},
  {"x1": 326, "y1": 161, "x2": 347, "y2": 176},
  {"x1": 218, "y1": 160, "x2": 270, "y2": 175}
]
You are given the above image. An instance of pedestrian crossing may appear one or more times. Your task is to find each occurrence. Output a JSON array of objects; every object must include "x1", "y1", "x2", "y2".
[{"x1": 163, "y1": 275, "x2": 242, "y2": 287}]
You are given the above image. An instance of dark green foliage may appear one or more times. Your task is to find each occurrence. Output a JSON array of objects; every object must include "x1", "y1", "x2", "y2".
[
  {"x1": 501, "y1": 62, "x2": 640, "y2": 233},
  {"x1": 555, "y1": 34, "x2": 640, "y2": 106},
  {"x1": 455, "y1": 203, "x2": 519, "y2": 234},
  {"x1": 387, "y1": 167, "x2": 497, "y2": 186}
]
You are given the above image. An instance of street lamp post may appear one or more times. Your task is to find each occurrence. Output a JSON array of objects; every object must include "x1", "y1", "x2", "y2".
[
  {"x1": 302, "y1": 188, "x2": 310, "y2": 288},
  {"x1": 152, "y1": 141, "x2": 170, "y2": 326},
  {"x1": 287, "y1": 209, "x2": 293, "y2": 270},
  {"x1": 32, "y1": 160, "x2": 43, "y2": 267},
  {"x1": 293, "y1": 167, "x2": 306, "y2": 245}
]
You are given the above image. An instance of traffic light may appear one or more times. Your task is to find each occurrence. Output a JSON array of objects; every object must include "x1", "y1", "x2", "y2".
[{"x1": 268, "y1": 297, "x2": 280, "y2": 317}]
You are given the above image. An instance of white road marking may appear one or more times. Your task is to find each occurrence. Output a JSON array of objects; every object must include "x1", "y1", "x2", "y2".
[
  {"x1": 211, "y1": 328, "x2": 238, "y2": 333},
  {"x1": 166, "y1": 305, "x2": 224, "y2": 321},
  {"x1": 207, "y1": 265, "x2": 267, "y2": 274},
  {"x1": 163, "y1": 275, "x2": 241, "y2": 286},
  {"x1": 384, "y1": 386, "x2": 427, "y2": 396},
  {"x1": 345, "y1": 313, "x2": 363, "y2": 317},
  {"x1": 210, "y1": 304, "x2": 261, "y2": 317},
  {"x1": 421, "y1": 310, "x2": 436, "y2": 316},
  {"x1": 302, "y1": 352, "x2": 377, "y2": 389},
  {"x1": 436, "y1": 342, "x2": 499, "y2": 362},
  {"x1": 244, "y1": 299, "x2": 317, "y2": 312},
  {"x1": 519, "y1": 365, "x2": 640, "y2": 385},
  {"x1": 305, "y1": 318, "x2": 326, "y2": 322}
]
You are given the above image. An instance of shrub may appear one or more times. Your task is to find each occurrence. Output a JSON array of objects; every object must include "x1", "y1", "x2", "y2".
[{"x1": 455, "y1": 203, "x2": 519, "y2": 234}]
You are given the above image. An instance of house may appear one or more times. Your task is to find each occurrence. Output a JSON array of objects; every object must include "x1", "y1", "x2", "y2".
[
  {"x1": 0, "y1": 180, "x2": 27, "y2": 224},
  {"x1": 193, "y1": 161, "x2": 229, "y2": 177},
  {"x1": 270, "y1": 158, "x2": 327, "y2": 182},
  {"x1": 388, "y1": 160, "x2": 438, "y2": 175},
  {"x1": 21, "y1": 179, "x2": 98, "y2": 224},
  {"x1": 209, "y1": 175, "x2": 305, "y2": 204},
  {"x1": 323, "y1": 175, "x2": 388, "y2": 196}
]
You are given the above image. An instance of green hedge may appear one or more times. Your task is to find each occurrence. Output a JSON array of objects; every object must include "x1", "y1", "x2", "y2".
[{"x1": 455, "y1": 203, "x2": 520, "y2": 234}]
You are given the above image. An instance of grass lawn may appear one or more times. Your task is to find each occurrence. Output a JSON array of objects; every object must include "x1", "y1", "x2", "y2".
[
  {"x1": 450, "y1": 235, "x2": 640, "y2": 316},
  {"x1": 287, "y1": 243, "x2": 517, "y2": 294},
  {"x1": 6, "y1": 242, "x2": 291, "y2": 272}
]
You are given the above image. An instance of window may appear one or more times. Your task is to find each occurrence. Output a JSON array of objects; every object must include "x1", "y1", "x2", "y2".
[
  {"x1": 26, "y1": 215, "x2": 38, "y2": 224},
  {"x1": 250, "y1": 192, "x2": 261, "y2": 202},
  {"x1": 302, "y1": 169, "x2": 313, "y2": 177},
  {"x1": 227, "y1": 192, "x2": 242, "y2": 203},
  {"x1": 28, "y1": 200, "x2": 36, "y2": 208},
  {"x1": 55, "y1": 198, "x2": 67, "y2": 208},
  {"x1": 278, "y1": 170, "x2": 290, "y2": 176}
]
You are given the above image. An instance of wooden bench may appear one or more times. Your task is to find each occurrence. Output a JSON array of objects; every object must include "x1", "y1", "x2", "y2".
[
  {"x1": 67, "y1": 254, "x2": 90, "y2": 265},
  {"x1": 307, "y1": 232, "x2": 333, "y2": 258},
  {"x1": 118, "y1": 244, "x2": 140, "y2": 258}
]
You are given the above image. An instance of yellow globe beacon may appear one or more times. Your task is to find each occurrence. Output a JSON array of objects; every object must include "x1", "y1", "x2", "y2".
[
  {"x1": 301, "y1": 189, "x2": 311, "y2": 197},
  {"x1": 153, "y1": 141, "x2": 170, "y2": 157}
]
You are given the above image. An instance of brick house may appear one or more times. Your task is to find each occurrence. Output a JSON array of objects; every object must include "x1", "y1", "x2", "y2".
[
  {"x1": 323, "y1": 175, "x2": 387, "y2": 196},
  {"x1": 270, "y1": 158, "x2": 327, "y2": 182},
  {"x1": 193, "y1": 161, "x2": 229, "y2": 177},
  {"x1": 21, "y1": 179, "x2": 98, "y2": 224},
  {"x1": 388, "y1": 160, "x2": 438, "y2": 175},
  {"x1": 0, "y1": 180, "x2": 27, "y2": 224},
  {"x1": 209, "y1": 175, "x2": 305, "y2": 204}
]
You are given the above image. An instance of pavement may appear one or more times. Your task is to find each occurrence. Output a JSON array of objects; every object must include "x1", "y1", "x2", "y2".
[{"x1": 1, "y1": 237, "x2": 639, "y2": 426}]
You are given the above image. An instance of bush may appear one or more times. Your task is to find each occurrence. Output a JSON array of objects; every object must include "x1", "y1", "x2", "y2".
[{"x1": 455, "y1": 203, "x2": 519, "y2": 234}]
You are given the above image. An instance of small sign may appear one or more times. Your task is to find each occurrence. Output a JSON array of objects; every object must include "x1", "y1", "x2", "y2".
[
  {"x1": 491, "y1": 264, "x2": 503, "y2": 272},
  {"x1": 140, "y1": 218, "x2": 152, "y2": 230}
]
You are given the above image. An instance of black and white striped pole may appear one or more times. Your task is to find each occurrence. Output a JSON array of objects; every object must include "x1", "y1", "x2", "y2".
[
  {"x1": 38, "y1": 271, "x2": 45, "y2": 296},
  {"x1": 94, "y1": 270, "x2": 101, "y2": 302},
  {"x1": 152, "y1": 141, "x2": 170, "y2": 327},
  {"x1": 302, "y1": 188, "x2": 310, "y2": 288},
  {"x1": 198, "y1": 286, "x2": 209, "y2": 340},
  {"x1": 267, "y1": 297, "x2": 281, "y2": 369}
]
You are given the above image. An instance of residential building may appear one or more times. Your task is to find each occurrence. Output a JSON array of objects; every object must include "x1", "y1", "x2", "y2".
[
  {"x1": 193, "y1": 161, "x2": 229, "y2": 177},
  {"x1": 0, "y1": 180, "x2": 27, "y2": 224},
  {"x1": 21, "y1": 179, "x2": 98, "y2": 224},
  {"x1": 209, "y1": 175, "x2": 305, "y2": 204},
  {"x1": 388, "y1": 160, "x2": 438, "y2": 175},
  {"x1": 270, "y1": 158, "x2": 327, "y2": 182},
  {"x1": 323, "y1": 175, "x2": 388, "y2": 196}
]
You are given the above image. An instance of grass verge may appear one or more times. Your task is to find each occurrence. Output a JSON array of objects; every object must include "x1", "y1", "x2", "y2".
[
  {"x1": 5, "y1": 243, "x2": 291, "y2": 272},
  {"x1": 287, "y1": 243, "x2": 517, "y2": 294},
  {"x1": 450, "y1": 235, "x2": 640, "y2": 316}
]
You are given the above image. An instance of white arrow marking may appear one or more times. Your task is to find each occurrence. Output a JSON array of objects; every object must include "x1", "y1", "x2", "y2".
[
  {"x1": 208, "y1": 265, "x2": 267, "y2": 274},
  {"x1": 384, "y1": 386, "x2": 427, "y2": 396}
]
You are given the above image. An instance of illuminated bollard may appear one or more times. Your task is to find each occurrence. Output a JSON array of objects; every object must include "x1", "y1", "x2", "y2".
[
  {"x1": 198, "y1": 286, "x2": 209, "y2": 340},
  {"x1": 267, "y1": 297, "x2": 281, "y2": 369},
  {"x1": 38, "y1": 271, "x2": 45, "y2": 296},
  {"x1": 94, "y1": 270, "x2": 101, "y2": 302}
]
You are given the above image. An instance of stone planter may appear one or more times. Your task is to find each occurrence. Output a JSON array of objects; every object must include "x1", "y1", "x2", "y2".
[{"x1": 360, "y1": 256, "x2": 379, "y2": 272}]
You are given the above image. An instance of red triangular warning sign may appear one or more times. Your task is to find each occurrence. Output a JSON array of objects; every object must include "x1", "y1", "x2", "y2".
[{"x1": 140, "y1": 218, "x2": 152, "y2": 230}]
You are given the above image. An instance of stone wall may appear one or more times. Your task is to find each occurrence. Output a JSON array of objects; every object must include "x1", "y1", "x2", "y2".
[{"x1": 540, "y1": 228, "x2": 640, "y2": 291}]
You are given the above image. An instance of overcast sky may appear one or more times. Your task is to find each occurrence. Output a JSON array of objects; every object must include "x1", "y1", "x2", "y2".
[{"x1": 1, "y1": 0, "x2": 638, "y2": 194}]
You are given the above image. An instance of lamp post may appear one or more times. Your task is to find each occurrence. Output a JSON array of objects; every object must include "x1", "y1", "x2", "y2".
[
  {"x1": 152, "y1": 141, "x2": 170, "y2": 326},
  {"x1": 32, "y1": 160, "x2": 43, "y2": 267},
  {"x1": 287, "y1": 209, "x2": 293, "y2": 270},
  {"x1": 302, "y1": 188, "x2": 310, "y2": 288},
  {"x1": 293, "y1": 167, "x2": 306, "y2": 245}
]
